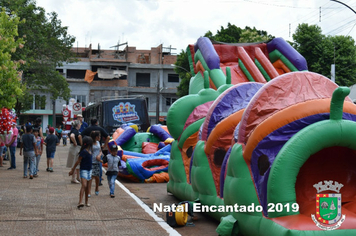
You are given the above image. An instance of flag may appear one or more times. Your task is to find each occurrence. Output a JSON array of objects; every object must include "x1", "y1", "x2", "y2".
[{"x1": 84, "y1": 70, "x2": 97, "y2": 83}]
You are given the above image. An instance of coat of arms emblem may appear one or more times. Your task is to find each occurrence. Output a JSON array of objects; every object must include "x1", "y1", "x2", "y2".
[{"x1": 311, "y1": 181, "x2": 346, "y2": 230}]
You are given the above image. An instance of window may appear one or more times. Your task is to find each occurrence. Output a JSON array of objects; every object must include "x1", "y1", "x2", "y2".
[
  {"x1": 168, "y1": 74, "x2": 179, "y2": 83},
  {"x1": 136, "y1": 73, "x2": 150, "y2": 87},
  {"x1": 166, "y1": 97, "x2": 177, "y2": 106},
  {"x1": 25, "y1": 94, "x2": 34, "y2": 110},
  {"x1": 67, "y1": 69, "x2": 86, "y2": 79},
  {"x1": 35, "y1": 95, "x2": 46, "y2": 110},
  {"x1": 56, "y1": 69, "x2": 64, "y2": 76},
  {"x1": 69, "y1": 95, "x2": 87, "y2": 107},
  {"x1": 76, "y1": 95, "x2": 86, "y2": 107}
]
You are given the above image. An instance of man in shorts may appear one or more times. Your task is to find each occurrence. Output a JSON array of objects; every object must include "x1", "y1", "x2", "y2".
[{"x1": 44, "y1": 127, "x2": 60, "y2": 172}]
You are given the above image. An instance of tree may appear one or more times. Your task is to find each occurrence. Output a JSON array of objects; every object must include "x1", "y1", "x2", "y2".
[
  {"x1": 204, "y1": 24, "x2": 273, "y2": 43},
  {"x1": 176, "y1": 23, "x2": 274, "y2": 96},
  {"x1": 292, "y1": 23, "x2": 356, "y2": 86},
  {"x1": 0, "y1": 0, "x2": 76, "y2": 115},
  {"x1": 204, "y1": 23, "x2": 243, "y2": 43},
  {"x1": 175, "y1": 49, "x2": 192, "y2": 97},
  {"x1": 0, "y1": 8, "x2": 25, "y2": 108}
]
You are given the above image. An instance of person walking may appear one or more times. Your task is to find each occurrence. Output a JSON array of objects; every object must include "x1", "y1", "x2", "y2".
[
  {"x1": 55, "y1": 125, "x2": 62, "y2": 141},
  {"x1": 45, "y1": 125, "x2": 50, "y2": 136},
  {"x1": 33, "y1": 128, "x2": 43, "y2": 177},
  {"x1": 80, "y1": 118, "x2": 110, "y2": 185},
  {"x1": 44, "y1": 127, "x2": 60, "y2": 172},
  {"x1": 62, "y1": 130, "x2": 68, "y2": 146},
  {"x1": 66, "y1": 120, "x2": 82, "y2": 184},
  {"x1": 88, "y1": 131, "x2": 103, "y2": 197},
  {"x1": 69, "y1": 136, "x2": 93, "y2": 209},
  {"x1": 33, "y1": 118, "x2": 44, "y2": 139},
  {"x1": 19, "y1": 126, "x2": 38, "y2": 179},
  {"x1": 103, "y1": 143, "x2": 121, "y2": 198},
  {"x1": 7, "y1": 121, "x2": 18, "y2": 170}
]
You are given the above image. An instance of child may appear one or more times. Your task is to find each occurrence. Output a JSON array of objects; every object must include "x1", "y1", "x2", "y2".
[
  {"x1": 89, "y1": 131, "x2": 103, "y2": 196},
  {"x1": 19, "y1": 126, "x2": 38, "y2": 179},
  {"x1": 69, "y1": 136, "x2": 93, "y2": 209},
  {"x1": 62, "y1": 130, "x2": 68, "y2": 146},
  {"x1": 103, "y1": 142, "x2": 122, "y2": 198},
  {"x1": 33, "y1": 128, "x2": 43, "y2": 177},
  {"x1": 44, "y1": 127, "x2": 59, "y2": 172}
]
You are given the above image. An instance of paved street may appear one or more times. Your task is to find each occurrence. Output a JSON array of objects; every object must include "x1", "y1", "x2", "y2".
[{"x1": 0, "y1": 144, "x2": 175, "y2": 236}]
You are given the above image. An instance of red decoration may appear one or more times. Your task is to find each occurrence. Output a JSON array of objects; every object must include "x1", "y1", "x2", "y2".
[{"x1": 0, "y1": 108, "x2": 16, "y2": 144}]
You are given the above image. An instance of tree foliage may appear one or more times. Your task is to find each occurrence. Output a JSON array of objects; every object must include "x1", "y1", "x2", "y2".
[
  {"x1": 176, "y1": 23, "x2": 274, "y2": 97},
  {"x1": 0, "y1": 8, "x2": 25, "y2": 108},
  {"x1": 0, "y1": 0, "x2": 76, "y2": 115},
  {"x1": 292, "y1": 23, "x2": 356, "y2": 86},
  {"x1": 204, "y1": 24, "x2": 273, "y2": 43},
  {"x1": 175, "y1": 49, "x2": 192, "y2": 97}
]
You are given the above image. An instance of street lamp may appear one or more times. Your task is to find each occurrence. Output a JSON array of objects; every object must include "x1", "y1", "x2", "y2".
[
  {"x1": 171, "y1": 64, "x2": 192, "y2": 76},
  {"x1": 330, "y1": 0, "x2": 356, "y2": 15},
  {"x1": 156, "y1": 69, "x2": 164, "y2": 124},
  {"x1": 329, "y1": 0, "x2": 356, "y2": 82}
]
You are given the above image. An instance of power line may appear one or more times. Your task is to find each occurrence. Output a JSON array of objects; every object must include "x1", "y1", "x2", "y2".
[{"x1": 325, "y1": 19, "x2": 356, "y2": 35}]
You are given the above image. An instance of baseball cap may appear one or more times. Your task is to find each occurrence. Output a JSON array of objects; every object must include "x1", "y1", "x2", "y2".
[
  {"x1": 49, "y1": 127, "x2": 55, "y2": 133},
  {"x1": 108, "y1": 139, "x2": 118, "y2": 151},
  {"x1": 111, "y1": 144, "x2": 118, "y2": 149},
  {"x1": 77, "y1": 114, "x2": 83, "y2": 118}
]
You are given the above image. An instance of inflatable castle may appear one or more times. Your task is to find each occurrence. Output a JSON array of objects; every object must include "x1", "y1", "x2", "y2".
[{"x1": 166, "y1": 37, "x2": 356, "y2": 235}]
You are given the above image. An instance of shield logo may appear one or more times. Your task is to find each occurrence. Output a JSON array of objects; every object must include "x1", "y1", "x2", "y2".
[
  {"x1": 315, "y1": 193, "x2": 342, "y2": 225},
  {"x1": 311, "y1": 181, "x2": 346, "y2": 230}
]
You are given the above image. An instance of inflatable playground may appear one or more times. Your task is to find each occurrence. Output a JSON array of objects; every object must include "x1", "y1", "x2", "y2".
[
  {"x1": 166, "y1": 37, "x2": 356, "y2": 235},
  {"x1": 111, "y1": 124, "x2": 173, "y2": 183}
]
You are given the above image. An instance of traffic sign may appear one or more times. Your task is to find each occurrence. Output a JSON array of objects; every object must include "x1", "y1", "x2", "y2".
[
  {"x1": 63, "y1": 109, "x2": 70, "y2": 117},
  {"x1": 73, "y1": 102, "x2": 82, "y2": 115},
  {"x1": 73, "y1": 103, "x2": 82, "y2": 112}
]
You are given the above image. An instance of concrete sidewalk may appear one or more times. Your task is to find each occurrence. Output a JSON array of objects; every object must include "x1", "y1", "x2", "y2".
[{"x1": 0, "y1": 144, "x2": 173, "y2": 236}]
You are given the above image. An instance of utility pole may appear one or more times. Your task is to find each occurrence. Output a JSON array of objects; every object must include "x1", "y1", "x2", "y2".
[{"x1": 52, "y1": 99, "x2": 56, "y2": 128}]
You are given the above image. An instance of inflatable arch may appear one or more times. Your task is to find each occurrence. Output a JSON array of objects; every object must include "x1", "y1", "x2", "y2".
[{"x1": 167, "y1": 36, "x2": 356, "y2": 235}]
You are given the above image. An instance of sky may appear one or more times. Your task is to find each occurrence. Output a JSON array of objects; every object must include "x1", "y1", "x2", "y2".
[{"x1": 35, "y1": 0, "x2": 356, "y2": 53}]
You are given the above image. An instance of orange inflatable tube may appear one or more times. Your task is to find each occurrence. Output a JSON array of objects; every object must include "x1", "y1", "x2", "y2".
[
  {"x1": 237, "y1": 47, "x2": 266, "y2": 83},
  {"x1": 255, "y1": 47, "x2": 279, "y2": 79},
  {"x1": 243, "y1": 99, "x2": 356, "y2": 161},
  {"x1": 204, "y1": 110, "x2": 244, "y2": 155},
  {"x1": 112, "y1": 127, "x2": 125, "y2": 141},
  {"x1": 273, "y1": 59, "x2": 291, "y2": 74},
  {"x1": 195, "y1": 60, "x2": 205, "y2": 74}
]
